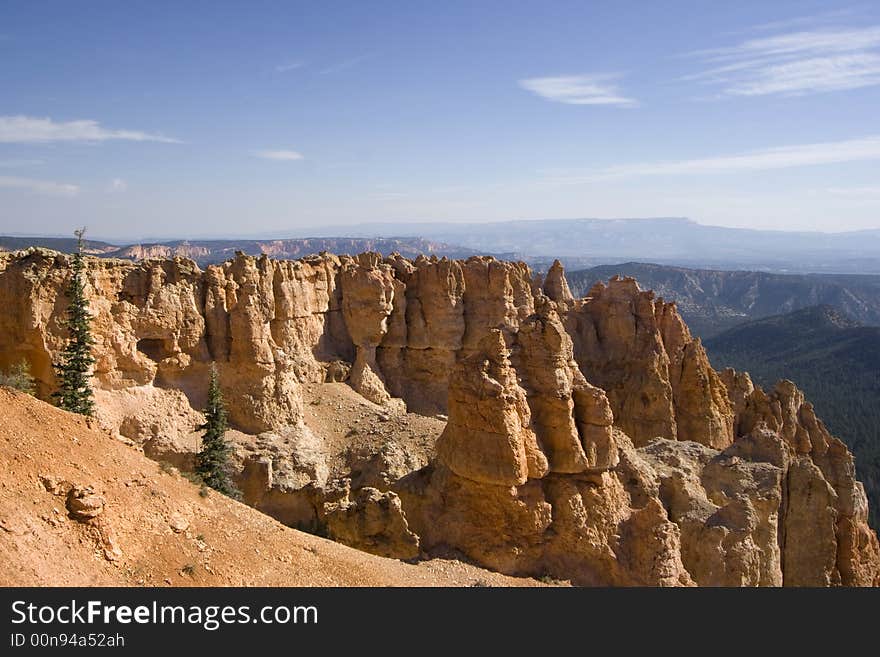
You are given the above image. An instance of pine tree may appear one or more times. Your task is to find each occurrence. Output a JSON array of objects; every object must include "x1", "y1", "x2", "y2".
[
  {"x1": 53, "y1": 227, "x2": 96, "y2": 416},
  {"x1": 195, "y1": 363, "x2": 241, "y2": 498}
]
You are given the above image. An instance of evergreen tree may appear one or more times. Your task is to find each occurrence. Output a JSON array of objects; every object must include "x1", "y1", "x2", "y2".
[
  {"x1": 195, "y1": 363, "x2": 241, "y2": 498},
  {"x1": 53, "y1": 228, "x2": 95, "y2": 416}
]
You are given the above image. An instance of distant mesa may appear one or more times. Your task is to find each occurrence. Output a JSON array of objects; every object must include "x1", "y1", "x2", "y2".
[{"x1": 5, "y1": 216, "x2": 880, "y2": 273}]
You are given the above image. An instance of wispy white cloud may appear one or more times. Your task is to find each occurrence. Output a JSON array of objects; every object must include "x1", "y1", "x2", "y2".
[
  {"x1": 683, "y1": 25, "x2": 880, "y2": 97},
  {"x1": 518, "y1": 73, "x2": 637, "y2": 107},
  {"x1": 275, "y1": 60, "x2": 305, "y2": 73},
  {"x1": 318, "y1": 55, "x2": 371, "y2": 75},
  {"x1": 540, "y1": 135, "x2": 880, "y2": 184},
  {"x1": 693, "y1": 26, "x2": 880, "y2": 61},
  {"x1": 253, "y1": 149, "x2": 304, "y2": 161},
  {"x1": 727, "y1": 53, "x2": 880, "y2": 96},
  {"x1": 0, "y1": 115, "x2": 181, "y2": 144},
  {"x1": 0, "y1": 175, "x2": 79, "y2": 196},
  {"x1": 107, "y1": 178, "x2": 128, "y2": 193}
]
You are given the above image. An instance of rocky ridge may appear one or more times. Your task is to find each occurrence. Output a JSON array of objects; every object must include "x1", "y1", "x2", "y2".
[{"x1": 0, "y1": 247, "x2": 877, "y2": 586}]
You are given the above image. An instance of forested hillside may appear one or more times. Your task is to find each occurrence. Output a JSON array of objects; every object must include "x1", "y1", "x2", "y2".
[
  {"x1": 568, "y1": 262, "x2": 880, "y2": 338},
  {"x1": 705, "y1": 306, "x2": 880, "y2": 530}
]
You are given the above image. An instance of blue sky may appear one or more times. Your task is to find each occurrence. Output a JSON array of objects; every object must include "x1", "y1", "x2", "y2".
[{"x1": 1, "y1": 0, "x2": 879, "y2": 239}]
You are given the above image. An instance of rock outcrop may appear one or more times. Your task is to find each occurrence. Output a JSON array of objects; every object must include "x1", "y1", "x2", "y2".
[
  {"x1": 436, "y1": 330, "x2": 547, "y2": 486},
  {"x1": 639, "y1": 434, "x2": 784, "y2": 586},
  {"x1": 720, "y1": 370, "x2": 880, "y2": 586},
  {"x1": 566, "y1": 277, "x2": 734, "y2": 449},
  {"x1": 541, "y1": 259, "x2": 574, "y2": 304},
  {"x1": 1, "y1": 248, "x2": 877, "y2": 586},
  {"x1": 340, "y1": 254, "x2": 397, "y2": 405},
  {"x1": 406, "y1": 328, "x2": 692, "y2": 585},
  {"x1": 322, "y1": 483, "x2": 420, "y2": 560},
  {"x1": 93, "y1": 386, "x2": 203, "y2": 468},
  {"x1": 515, "y1": 302, "x2": 617, "y2": 474}
]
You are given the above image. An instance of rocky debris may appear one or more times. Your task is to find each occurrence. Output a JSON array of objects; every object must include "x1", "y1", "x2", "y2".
[
  {"x1": 97, "y1": 523, "x2": 123, "y2": 562},
  {"x1": 322, "y1": 482, "x2": 420, "y2": 560},
  {"x1": 169, "y1": 512, "x2": 189, "y2": 533},
  {"x1": 347, "y1": 440, "x2": 429, "y2": 491},
  {"x1": 324, "y1": 360, "x2": 351, "y2": 382},
  {"x1": 40, "y1": 476, "x2": 105, "y2": 524},
  {"x1": 66, "y1": 486, "x2": 106, "y2": 521},
  {"x1": 2, "y1": 388, "x2": 544, "y2": 586},
  {"x1": 38, "y1": 475, "x2": 120, "y2": 562},
  {"x1": 231, "y1": 387, "x2": 437, "y2": 558},
  {"x1": 234, "y1": 428, "x2": 331, "y2": 532},
  {"x1": 39, "y1": 474, "x2": 74, "y2": 497}
]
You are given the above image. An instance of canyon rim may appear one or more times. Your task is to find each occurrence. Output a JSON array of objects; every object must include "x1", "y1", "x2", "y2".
[{"x1": 1, "y1": 247, "x2": 877, "y2": 587}]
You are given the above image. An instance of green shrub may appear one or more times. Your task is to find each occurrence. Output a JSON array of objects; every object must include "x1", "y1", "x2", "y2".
[{"x1": 0, "y1": 360, "x2": 36, "y2": 395}]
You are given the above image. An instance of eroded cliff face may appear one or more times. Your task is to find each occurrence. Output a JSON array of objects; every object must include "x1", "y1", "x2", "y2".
[
  {"x1": 564, "y1": 276, "x2": 734, "y2": 449},
  {"x1": 0, "y1": 249, "x2": 349, "y2": 433},
  {"x1": 0, "y1": 247, "x2": 877, "y2": 586}
]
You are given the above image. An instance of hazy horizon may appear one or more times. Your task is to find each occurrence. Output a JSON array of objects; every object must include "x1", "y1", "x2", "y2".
[
  {"x1": 2, "y1": 1, "x2": 880, "y2": 238},
  {"x1": 4, "y1": 215, "x2": 880, "y2": 245}
]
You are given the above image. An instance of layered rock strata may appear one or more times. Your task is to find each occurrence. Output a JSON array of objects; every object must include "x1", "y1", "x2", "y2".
[{"x1": 0, "y1": 247, "x2": 877, "y2": 586}]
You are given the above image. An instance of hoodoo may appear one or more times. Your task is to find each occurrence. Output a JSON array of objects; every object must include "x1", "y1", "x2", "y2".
[{"x1": 1, "y1": 248, "x2": 877, "y2": 586}]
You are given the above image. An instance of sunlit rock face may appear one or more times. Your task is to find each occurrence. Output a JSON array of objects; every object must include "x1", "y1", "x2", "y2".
[{"x1": 1, "y1": 248, "x2": 877, "y2": 586}]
